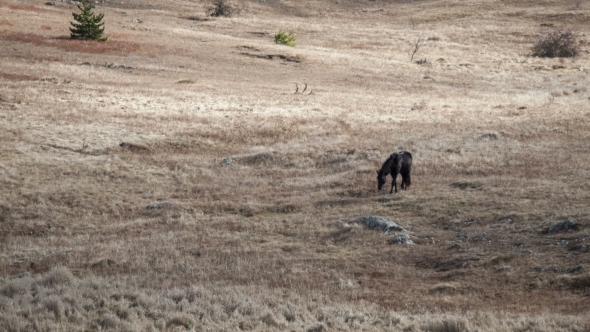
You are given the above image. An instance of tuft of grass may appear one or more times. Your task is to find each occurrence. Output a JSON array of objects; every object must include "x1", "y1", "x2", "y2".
[
  {"x1": 490, "y1": 255, "x2": 514, "y2": 265},
  {"x1": 167, "y1": 315, "x2": 194, "y2": 329},
  {"x1": 422, "y1": 318, "x2": 469, "y2": 332},
  {"x1": 40, "y1": 266, "x2": 75, "y2": 287}
]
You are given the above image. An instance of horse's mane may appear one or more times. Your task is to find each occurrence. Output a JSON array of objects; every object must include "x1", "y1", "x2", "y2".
[{"x1": 378, "y1": 154, "x2": 397, "y2": 176}]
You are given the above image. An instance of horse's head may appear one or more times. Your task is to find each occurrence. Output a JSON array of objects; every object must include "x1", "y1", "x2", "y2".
[{"x1": 376, "y1": 170, "x2": 386, "y2": 190}]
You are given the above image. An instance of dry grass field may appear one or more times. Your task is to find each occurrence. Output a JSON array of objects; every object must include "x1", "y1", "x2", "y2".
[{"x1": 1, "y1": 0, "x2": 589, "y2": 330}]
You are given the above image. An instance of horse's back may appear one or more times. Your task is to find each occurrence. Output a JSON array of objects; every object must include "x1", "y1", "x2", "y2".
[{"x1": 397, "y1": 151, "x2": 412, "y2": 170}]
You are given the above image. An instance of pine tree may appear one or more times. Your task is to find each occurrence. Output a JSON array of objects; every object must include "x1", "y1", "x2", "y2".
[{"x1": 70, "y1": 0, "x2": 107, "y2": 41}]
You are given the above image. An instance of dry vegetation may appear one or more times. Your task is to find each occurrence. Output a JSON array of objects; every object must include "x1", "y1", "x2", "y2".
[{"x1": 1, "y1": 0, "x2": 589, "y2": 330}]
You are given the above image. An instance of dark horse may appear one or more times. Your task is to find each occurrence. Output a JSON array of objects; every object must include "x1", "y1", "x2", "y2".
[{"x1": 377, "y1": 151, "x2": 412, "y2": 194}]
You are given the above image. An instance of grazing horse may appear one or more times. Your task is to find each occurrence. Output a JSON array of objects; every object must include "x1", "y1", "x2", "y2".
[{"x1": 377, "y1": 151, "x2": 412, "y2": 194}]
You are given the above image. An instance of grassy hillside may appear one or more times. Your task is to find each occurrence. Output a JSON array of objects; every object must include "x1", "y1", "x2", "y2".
[{"x1": 1, "y1": 0, "x2": 589, "y2": 330}]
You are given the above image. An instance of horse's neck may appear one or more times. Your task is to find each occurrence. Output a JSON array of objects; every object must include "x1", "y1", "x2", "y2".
[{"x1": 380, "y1": 158, "x2": 394, "y2": 175}]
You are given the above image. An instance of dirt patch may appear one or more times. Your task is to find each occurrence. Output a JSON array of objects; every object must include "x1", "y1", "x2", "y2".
[
  {"x1": 0, "y1": 72, "x2": 38, "y2": 81},
  {"x1": 0, "y1": 31, "x2": 141, "y2": 55}
]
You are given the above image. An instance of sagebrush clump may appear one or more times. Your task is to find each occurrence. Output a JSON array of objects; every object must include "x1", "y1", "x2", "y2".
[
  {"x1": 209, "y1": 0, "x2": 237, "y2": 17},
  {"x1": 531, "y1": 29, "x2": 580, "y2": 58},
  {"x1": 275, "y1": 30, "x2": 296, "y2": 47}
]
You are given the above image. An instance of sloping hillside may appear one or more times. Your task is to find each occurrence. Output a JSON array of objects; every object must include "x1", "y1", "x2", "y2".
[{"x1": 1, "y1": 0, "x2": 589, "y2": 330}]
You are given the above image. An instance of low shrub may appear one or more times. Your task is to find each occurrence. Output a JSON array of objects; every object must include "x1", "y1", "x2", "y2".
[
  {"x1": 275, "y1": 30, "x2": 296, "y2": 47},
  {"x1": 209, "y1": 0, "x2": 237, "y2": 17},
  {"x1": 531, "y1": 28, "x2": 580, "y2": 58}
]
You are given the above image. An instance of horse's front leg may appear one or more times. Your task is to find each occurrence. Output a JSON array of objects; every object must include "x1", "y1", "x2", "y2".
[{"x1": 390, "y1": 178, "x2": 396, "y2": 194}]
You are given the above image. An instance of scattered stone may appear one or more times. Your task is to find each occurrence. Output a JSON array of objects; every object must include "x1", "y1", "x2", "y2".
[
  {"x1": 40, "y1": 77, "x2": 59, "y2": 84},
  {"x1": 463, "y1": 219, "x2": 477, "y2": 226},
  {"x1": 45, "y1": 1, "x2": 56, "y2": 5},
  {"x1": 176, "y1": 79, "x2": 195, "y2": 84},
  {"x1": 547, "y1": 219, "x2": 577, "y2": 234},
  {"x1": 146, "y1": 203, "x2": 171, "y2": 210},
  {"x1": 119, "y1": 142, "x2": 148, "y2": 151},
  {"x1": 91, "y1": 258, "x2": 118, "y2": 269},
  {"x1": 569, "y1": 244, "x2": 588, "y2": 252},
  {"x1": 558, "y1": 240, "x2": 569, "y2": 246},
  {"x1": 450, "y1": 181, "x2": 482, "y2": 190},
  {"x1": 133, "y1": 18, "x2": 143, "y2": 23},
  {"x1": 448, "y1": 243, "x2": 461, "y2": 250},
  {"x1": 389, "y1": 233, "x2": 413, "y2": 245},
  {"x1": 221, "y1": 157, "x2": 233, "y2": 165},
  {"x1": 499, "y1": 217, "x2": 512, "y2": 223},
  {"x1": 80, "y1": 62, "x2": 91, "y2": 66},
  {"x1": 565, "y1": 265, "x2": 583, "y2": 274},
  {"x1": 478, "y1": 133, "x2": 498, "y2": 140},
  {"x1": 534, "y1": 266, "x2": 545, "y2": 272},
  {"x1": 348, "y1": 216, "x2": 405, "y2": 233},
  {"x1": 105, "y1": 62, "x2": 135, "y2": 70}
]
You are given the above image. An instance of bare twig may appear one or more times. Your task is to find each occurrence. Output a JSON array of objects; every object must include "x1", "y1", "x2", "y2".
[
  {"x1": 294, "y1": 82, "x2": 312, "y2": 95},
  {"x1": 410, "y1": 36, "x2": 426, "y2": 62}
]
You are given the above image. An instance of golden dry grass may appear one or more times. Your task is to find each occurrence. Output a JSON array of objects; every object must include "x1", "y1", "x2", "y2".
[{"x1": 1, "y1": 0, "x2": 590, "y2": 330}]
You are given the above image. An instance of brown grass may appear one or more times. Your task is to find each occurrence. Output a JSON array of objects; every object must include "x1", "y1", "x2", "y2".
[
  {"x1": 0, "y1": 31, "x2": 141, "y2": 55},
  {"x1": 4, "y1": 4, "x2": 50, "y2": 13},
  {"x1": 0, "y1": 0, "x2": 589, "y2": 330}
]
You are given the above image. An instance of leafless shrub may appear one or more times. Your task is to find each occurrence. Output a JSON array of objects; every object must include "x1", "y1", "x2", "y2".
[
  {"x1": 531, "y1": 29, "x2": 581, "y2": 58},
  {"x1": 410, "y1": 36, "x2": 426, "y2": 62},
  {"x1": 209, "y1": 0, "x2": 238, "y2": 17}
]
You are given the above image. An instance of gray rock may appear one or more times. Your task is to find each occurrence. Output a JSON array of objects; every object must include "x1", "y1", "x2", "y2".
[
  {"x1": 565, "y1": 265, "x2": 583, "y2": 274},
  {"x1": 463, "y1": 219, "x2": 477, "y2": 226},
  {"x1": 221, "y1": 157, "x2": 233, "y2": 165},
  {"x1": 547, "y1": 219, "x2": 576, "y2": 234},
  {"x1": 348, "y1": 216, "x2": 405, "y2": 233},
  {"x1": 389, "y1": 233, "x2": 413, "y2": 245},
  {"x1": 146, "y1": 203, "x2": 171, "y2": 210}
]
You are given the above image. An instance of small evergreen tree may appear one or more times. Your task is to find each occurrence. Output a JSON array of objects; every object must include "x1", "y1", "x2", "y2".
[{"x1": 70, "y1": 0, "x2": 107, "y2": 41}]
